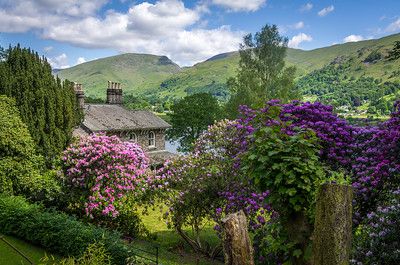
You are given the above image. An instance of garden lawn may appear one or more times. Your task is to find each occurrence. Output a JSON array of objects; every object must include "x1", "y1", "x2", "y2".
[
  {"x1": 0, "y1": 235, "x2": 60, "y2": 265},
  {"x1": 136, "y1": 206, "x2": 222, "y2": 265}
]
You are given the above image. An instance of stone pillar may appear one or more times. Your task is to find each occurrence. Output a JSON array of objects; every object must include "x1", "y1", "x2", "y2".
[
  {"x1": 312, "y1": 183, "x2": 353, "y2": 265},
  {"x1": 222, "y1": 211, "x2": 254, "y2": 265}
]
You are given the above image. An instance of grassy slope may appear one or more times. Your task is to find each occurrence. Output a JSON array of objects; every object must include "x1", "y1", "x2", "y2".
[
  {"x1": 0, "y1": 235, "x2": 60, "y2": 265},
  {"x1": 56, "y1": 33, "x2": 400, "y2": 101},
  {"x1": 137, "y1": 206, "x2": 221, "y2": 265},
  {"x1": 149, "y1": 33, "x2": 400, "y2": 101},
  {"x1": 56, "y1": 53, "x2": 181, "y2": 99}
]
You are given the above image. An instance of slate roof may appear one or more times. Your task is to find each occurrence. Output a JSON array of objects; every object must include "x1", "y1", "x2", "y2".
[{"x1": 82, "y1": 104, "x2": 171, "y2": 132}]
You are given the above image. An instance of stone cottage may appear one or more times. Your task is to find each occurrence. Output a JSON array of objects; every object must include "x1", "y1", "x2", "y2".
[{"x1": 73, "y1": 81, "x2": 175, "y2": 165}]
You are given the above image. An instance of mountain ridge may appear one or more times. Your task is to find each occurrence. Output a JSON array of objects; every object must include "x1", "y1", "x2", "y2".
[{"x1": 57, "y1": 33, "x2": 400, "y2": 103}]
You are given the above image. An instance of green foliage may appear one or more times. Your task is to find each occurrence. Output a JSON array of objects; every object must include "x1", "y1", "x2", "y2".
[
  {"x1": 0, "y1": 95, "x2": 60, "y2": 200},
  {"x1": 85, "y1": 96, "x2": 104, "y2": 104},
  {"x1": 0, "y1": 45, "x2": 82, "y2": 164},
  {"x1": 40, "y1": 243, "x2": 112, "y2": 265},
  {"x1": 242, "y1": 119, "x2": 335, "y2": 264},
  {"x1": 243, "y1": 125, "x2": 326, "y2": 215},
  {"x1": 297, "y1": 58, "x2": 400, "y2": 114},
  {"x1": 0, "y1": 195, "x2": 129, "y2": 265},
  {"x1": 167, "y1": 93, "x2": 221, "y2": 152},
  {"x1": 225, "y1": 24, "x2": 300, "y2": 118},
  {"x1": 388, "y1": 40, "x2": 400, "y2": 60},
  {"x1": 108, "y1": 198, "x2": 151, "y2": 238},
  {"x1": 123, "y1": 94, "x2": 152, "y2": 110}
]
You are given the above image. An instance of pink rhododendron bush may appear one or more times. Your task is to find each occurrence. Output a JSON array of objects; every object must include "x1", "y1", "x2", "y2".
[{"x1": 62, "y1": 134, "x2": 150, "y2": 219}]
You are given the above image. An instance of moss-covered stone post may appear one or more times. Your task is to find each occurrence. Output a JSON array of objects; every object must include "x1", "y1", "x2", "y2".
[
  {"x1": 222, "y1": 210, "x2": 254, "y2": 265},
  {"x1": 312, "y1": 183, "x2": 353, "y2": 265}
]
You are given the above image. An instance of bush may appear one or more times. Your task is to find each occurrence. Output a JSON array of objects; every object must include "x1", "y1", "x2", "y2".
[
  {"x1": 0, "y1": 195, "x2": 129, "y2": 265},
  {"x1": 351, "y1": 190, "x2": 400, "y2": 265},
  {"x1": 241, "y1": 114, "x2": 329, "y2": 263},
  {"x1": 40, "y1": 242, "x2": 113, "y2": 265},
  {"x1": 62, "y1": 134, "x2": 150, "y2": 219},
  {"x1": 153, "y1": 120, "x2": 270, "y2": 257}
]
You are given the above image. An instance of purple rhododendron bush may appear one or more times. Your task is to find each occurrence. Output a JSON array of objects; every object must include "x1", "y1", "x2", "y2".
[
  {"x1": 151, "y1": 100, "x2": 400, "y2": 264},
  {"x1": 62, "y1": 134, "x2": 150, "y2": 220}
]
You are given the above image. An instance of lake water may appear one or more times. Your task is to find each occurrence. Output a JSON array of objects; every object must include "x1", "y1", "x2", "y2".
[{"x1": 165, "y1": 140, "x2": 181, "y2": 154}]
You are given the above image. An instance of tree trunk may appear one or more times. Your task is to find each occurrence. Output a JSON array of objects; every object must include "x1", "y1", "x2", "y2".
[
  {"x1": 312, "y1": 183, "x2": 353, "y2": 265},
  {"x1": 222, "y1": 210, "x2": 254, "y2": 265}
]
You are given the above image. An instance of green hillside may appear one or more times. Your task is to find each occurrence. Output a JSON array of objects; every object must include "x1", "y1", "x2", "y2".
[
  {"x1": 56, "y1": 53, "x2": 181, "y2": 98},
  {"x1": 56, "y1": 33, "x2": 400, "y2": 103},
  {"x1": 147, "y1": 33, "x2": 400, "y2": 102}
]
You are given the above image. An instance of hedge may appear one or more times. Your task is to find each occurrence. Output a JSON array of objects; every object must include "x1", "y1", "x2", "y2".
[{"x1": 0, "y1": 195, "x2": 129, "y2": 265}]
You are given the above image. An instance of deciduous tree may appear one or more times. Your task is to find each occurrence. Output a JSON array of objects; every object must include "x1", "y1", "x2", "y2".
[
  {"x1": 168, "y1": 93, "x2": 221, "y2": 152},
  {"x1": 225, "y1": 24, "x2": 300, "y2": 118}
]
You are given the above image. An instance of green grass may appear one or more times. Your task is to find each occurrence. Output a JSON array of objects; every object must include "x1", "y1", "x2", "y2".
[
  {"x1": 0, "y1": 235, "x2": 60, "y2": 265},
  {"x1": 133, "y1": 206, "x2": 222, "y2": 265}
]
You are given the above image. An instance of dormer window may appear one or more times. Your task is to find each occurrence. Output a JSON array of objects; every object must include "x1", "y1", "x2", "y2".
[
  {"x1": 148, "y1": 131, "x2": 155, "y2": 147},
  {"x1": 129, "y1": 132, "x2": 137, "y2": 142}
]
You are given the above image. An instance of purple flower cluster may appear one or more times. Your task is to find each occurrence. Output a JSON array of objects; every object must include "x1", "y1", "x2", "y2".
[
  {"x1": 351, "y1": 190, "x2": 400, "y2": 264},
  {"x1": 214, "y1": 188, "x2": 271, "y2": 232},
  {"x1": 153, "y1": 120, "x2": 271, "y2": 235},
  {"x1": 233, "y1": 100, "x2": 400, "y2": 219},
  {"x1": 62, "y1": 134, "x2": 149, "y2": 218}
]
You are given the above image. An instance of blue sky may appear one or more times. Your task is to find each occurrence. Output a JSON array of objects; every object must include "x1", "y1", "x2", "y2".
[{"x1": 0, "y1": 0, "x2": 399, "y2": 67}]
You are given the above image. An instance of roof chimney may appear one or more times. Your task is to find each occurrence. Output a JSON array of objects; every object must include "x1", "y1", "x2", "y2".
[
  {"x1": 106, "y1": 81, "x2": 123, "y2": 104},
  {"x1": 73, "y1": 83, "x2": 85, "y2": 109}
]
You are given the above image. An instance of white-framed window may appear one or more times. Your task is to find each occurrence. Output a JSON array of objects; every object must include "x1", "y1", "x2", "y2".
[
  {"x1": 129, "y1": 132, "x2": 137, "y2": 142},
  {"x1": 148, "y1": 131, "x2": 155, "y2": 147}
]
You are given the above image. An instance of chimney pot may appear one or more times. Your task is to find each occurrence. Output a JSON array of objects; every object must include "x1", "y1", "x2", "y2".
[{"x1": 106, "y1": 81, "x2": 123, "y2": 104}]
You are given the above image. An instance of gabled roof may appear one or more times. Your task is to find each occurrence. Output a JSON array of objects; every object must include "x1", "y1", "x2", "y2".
[{"x1": 82, "y1": 104, "x2": 171, "y2": 132}]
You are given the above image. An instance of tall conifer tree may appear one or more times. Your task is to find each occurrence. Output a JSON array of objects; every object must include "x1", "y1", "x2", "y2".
[{"x1": 0, "y1": 45, "x2": 82, "y2": 165}]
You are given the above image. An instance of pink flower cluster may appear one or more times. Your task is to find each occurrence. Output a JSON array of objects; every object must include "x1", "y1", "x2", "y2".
[{"x1": 62, "y1": 134, "x2": 149, "y2": 218}]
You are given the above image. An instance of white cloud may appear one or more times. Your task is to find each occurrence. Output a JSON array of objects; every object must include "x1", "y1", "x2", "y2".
[
  {"x1": 318, "y1": 5, "x2": 334, "y2": 17},
  {"x1": 0, "y1": 0, "x2": 244, "y2": 66},
  {"x1": 386, "y1": 18, "x2": 400, "y2": 32},
  {"x1": 212, "y1": 0, "x2": 266, "y2": 12},
  {"x1": 300, "y1": 3, "x2": 313, "y2": 12},
  {"x1": 291, "y1": 21, "x2": 305, "y2": 30},
  {"x1": 76, "y1": 57, "x2": 86, "y2": 64},
  {"x1": 343, "y1": 34, "x2": 364, "y2": 43},
  {"x1": 288, "y1": 33, "x2": 312, "y2": 48},
  {"x1": 48, "y1": 53, "x2": 69, "y2": 69}
]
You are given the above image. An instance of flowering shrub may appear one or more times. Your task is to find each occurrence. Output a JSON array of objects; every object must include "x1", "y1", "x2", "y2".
[
  {"x1": 62, "y1": 134, "x2": 149, "y2": 219},
  {"x1": 152, "y1": 120, "x2": 270, "y2": 257},
  {"x1": 151, "y1": 100, "x2": 400, "y2": 262},
  {"x1": 351, "y1": 190, "x2": 400, "y2": 265},
  {"x1": 228, "y1": 100, "x2": 400, "y2": 263},
  {"x1": 234, "y1": 100, "x2": 400, "y2": 220}
]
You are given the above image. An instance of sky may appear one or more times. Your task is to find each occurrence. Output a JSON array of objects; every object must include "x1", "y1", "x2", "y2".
[{"x1": 0, "y1": 0, "x2": 399, "y2": 68}]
